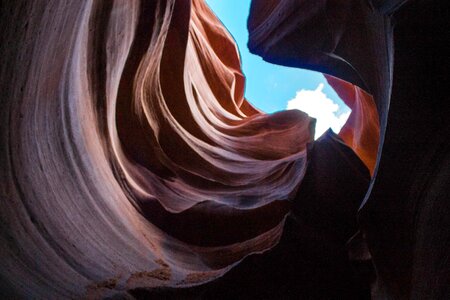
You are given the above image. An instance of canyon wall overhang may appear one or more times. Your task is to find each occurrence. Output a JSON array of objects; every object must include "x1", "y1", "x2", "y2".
[{"x1": 247, "y1": 0, "x2": 450, "y2": 298}]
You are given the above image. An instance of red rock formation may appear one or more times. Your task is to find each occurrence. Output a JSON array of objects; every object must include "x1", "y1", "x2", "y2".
[
  {"x1": 0, "y1": 0, "x2": 316, "y2": 298},
  {"x1": 3, "y1": 0, "x2": 447, "y2": 299}
]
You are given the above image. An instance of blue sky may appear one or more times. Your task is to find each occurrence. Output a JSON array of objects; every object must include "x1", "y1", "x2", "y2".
[{"x1": 204, "y1": 0, "x2": 350, "y2": 138}]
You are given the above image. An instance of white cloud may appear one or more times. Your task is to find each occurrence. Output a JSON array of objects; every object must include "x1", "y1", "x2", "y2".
[{"x1": 286, "y1": 83, "x2": 351, "y2": 139}]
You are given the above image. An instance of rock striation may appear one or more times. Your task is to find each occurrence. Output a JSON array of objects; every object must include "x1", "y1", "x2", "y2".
[
  {"x1": 0, "y1": 0, "x2": 312, "y2": 297},
  {"x1": 1, "y1": 0, "x2": 447, "y2": 299}
]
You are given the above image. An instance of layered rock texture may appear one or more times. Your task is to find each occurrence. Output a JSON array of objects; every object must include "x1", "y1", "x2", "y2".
[{"x1": 0, "y1": 0, "x2": 448, "y2": 299}]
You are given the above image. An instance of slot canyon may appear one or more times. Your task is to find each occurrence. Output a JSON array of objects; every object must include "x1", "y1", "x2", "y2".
[{"x1": 0, "y1": 0, "x2": 448, "y2": 299}]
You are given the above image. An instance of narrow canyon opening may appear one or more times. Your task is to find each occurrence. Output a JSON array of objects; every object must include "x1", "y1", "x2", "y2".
[{"x1": 205, "y1": 0, "x2": 352, "y2": 140}]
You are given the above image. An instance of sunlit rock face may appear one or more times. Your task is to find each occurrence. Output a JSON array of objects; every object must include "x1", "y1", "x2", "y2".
[
  {"x1": 3, "y1": 0, "x2": 447, "y2": 299},
  {"x1": 0, "y1": 0, "x2": 316, "y2": 297}
]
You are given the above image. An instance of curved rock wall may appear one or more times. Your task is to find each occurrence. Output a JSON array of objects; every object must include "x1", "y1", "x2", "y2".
[
  {"x1": 0, "y1": 0, "x2": 415, "y2": 298},
  {"x1": 0, "y1": 0, "x2": 316, "y2": 298}
]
